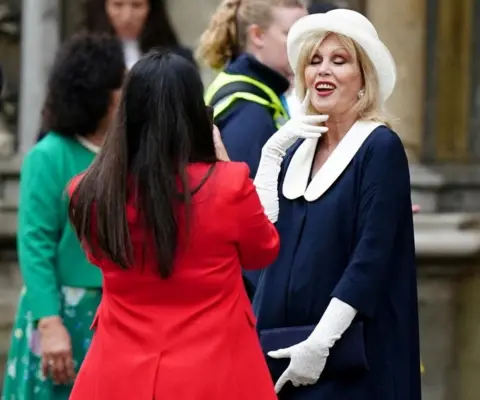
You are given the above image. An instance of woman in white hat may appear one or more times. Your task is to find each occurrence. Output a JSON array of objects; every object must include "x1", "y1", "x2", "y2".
[{"x1": 249, "y1": 9, "x2": 421, "y2": 400}]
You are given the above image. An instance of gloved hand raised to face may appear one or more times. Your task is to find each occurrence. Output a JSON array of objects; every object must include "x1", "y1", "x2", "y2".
[
  {"x1": 262, "y1": 89, "x2": 329, "y2": 157},
  {"x1": 254, "y1": 90, "x2": 329, "y2": 224}
]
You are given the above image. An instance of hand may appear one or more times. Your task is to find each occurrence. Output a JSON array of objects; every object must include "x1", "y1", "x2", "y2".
[
  {"x1": 38, "y1": 316, "x2": 76, "y2": 385},
  {"x1": 268, "y1": 338, "x2": 329, "y2": 393},
  {"x1": 263, "y1": 90, "x2": 328, "y2": 157},
  {"x1": 412, "y1": 204, "x2": 421, "y2": 214},
  {"x1": 213, "y1": 125, "x2": 230, "y2": 161}
]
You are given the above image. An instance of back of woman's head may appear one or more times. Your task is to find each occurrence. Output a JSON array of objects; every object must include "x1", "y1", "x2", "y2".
[
  {"x1": 69, "y1": 50, "x2": 217, "y2": 278},
  {"x1": 122, "y1": 51, "x2": 215, "y2": 165},
  {"x1": 197, "y1": 0, "x2": 305, "y2": 70},
  {"x1": 42, "y1": 32, "x2": 125, "y2": 137}
]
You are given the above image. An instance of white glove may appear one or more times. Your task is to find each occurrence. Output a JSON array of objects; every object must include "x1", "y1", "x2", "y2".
[
  {"x1": 254, "y1": 90, "x2": 328, "y2": 223},
  {"x1": 268, "y1": 298, "x2": 358, "y2": 393}
]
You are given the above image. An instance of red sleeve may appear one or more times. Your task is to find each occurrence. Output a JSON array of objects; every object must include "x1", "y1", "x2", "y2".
[
  {"x1": 67, "y1": 173, "x2": 85, "y2": 199},
  {"x1": 234, "y1": 164, "x2": 280, "y2": 269}
]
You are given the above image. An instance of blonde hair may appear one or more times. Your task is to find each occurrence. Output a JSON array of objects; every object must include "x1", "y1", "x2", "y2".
[
  {"x1": 294, "y1": 32, "x2": 394, "y2": 127},
  {"x1": 197, "y1": 0, "x2": 305, "y2": 70}
]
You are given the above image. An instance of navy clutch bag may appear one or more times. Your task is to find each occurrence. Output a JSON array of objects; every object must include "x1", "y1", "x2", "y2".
[{"x1": 259, "y1": 321, "x2": 368, "y2": 381}]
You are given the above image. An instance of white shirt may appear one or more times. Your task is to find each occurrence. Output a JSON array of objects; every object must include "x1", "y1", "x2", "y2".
[
  {"x1": 76, "y1": 135, "x2": 100, "y2": 154},
  {"x1": 122, "y1": 39, "x2": 142, "y2": 70},
  {"x1": 285, "y1": 91, "x2": 302, "y2": 119}
]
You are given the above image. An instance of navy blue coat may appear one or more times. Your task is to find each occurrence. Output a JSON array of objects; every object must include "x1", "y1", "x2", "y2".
[
  {"x1": 215, "y1": 53, "x2": 290, "y2": 290},
  {"x1": 253, "y1": 123, "x2": 422, "y2": 400},
  {"x1": 216, "y1": 53, "x2": 290, "y2": 179}
]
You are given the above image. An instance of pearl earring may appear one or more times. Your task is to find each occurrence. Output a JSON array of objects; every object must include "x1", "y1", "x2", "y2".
[{"x1": 357, "y1": 89, "x2": 365, "y2": 99}]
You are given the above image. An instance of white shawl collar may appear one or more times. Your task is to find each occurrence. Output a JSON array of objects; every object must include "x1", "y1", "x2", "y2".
[{"x1": 282, "y1": 120, "x2": 382, "y2": 202}]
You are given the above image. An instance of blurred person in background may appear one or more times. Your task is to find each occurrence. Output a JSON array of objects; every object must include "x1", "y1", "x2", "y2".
[
  {"x1": 198, "y1": 0, "x2": 306, "y2": 177},
  {"x1": 38, "y1": 0, "x2": 189, "y2": 143},
  {"x1": 2, "y1": 33, "x2": 125, "y2": 400},
  {"x1": 80, "y1": 0, "x2": 196, "y2": 69},
  {"x1": 197, "y1": 0, "x2": 307, "y2": 296},
  {"x1": 67, "y1": 50, "x2": 279, "y2": 400}
]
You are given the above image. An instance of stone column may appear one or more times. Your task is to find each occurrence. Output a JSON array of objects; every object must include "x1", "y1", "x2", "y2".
[
  {"x1": 417, "y1": 276, "x2": 456, "y2": 400},
  {"x1": 366, "y1": 0, "x2": 427, "y2": 162},
  {"x1": 415, "y1": 213, "x2": 480, "y2": 399},
  {"x1": 456, "y1": 271, "x2": 480, "y2": 400},
  {"x1": 18, "y1": 0, "x2": 60, "y2": 154}
]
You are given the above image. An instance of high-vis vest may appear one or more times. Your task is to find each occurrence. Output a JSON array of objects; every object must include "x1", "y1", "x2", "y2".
[{"x1": 205, "y1": 72, "x2": 289, "y2": 129}]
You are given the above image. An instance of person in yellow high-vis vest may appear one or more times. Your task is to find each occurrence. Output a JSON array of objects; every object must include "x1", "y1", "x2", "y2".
[
  {"x1": 197, "y1": 0, "x2": 307, "y2": 296},
  {"x1": 198, "y1": 0, "x2": 307, "y2": 179}
]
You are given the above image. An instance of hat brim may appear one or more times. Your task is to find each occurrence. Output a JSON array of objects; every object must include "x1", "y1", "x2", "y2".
[{"x1": 287, "y1": 13, "x2": 396, "y2": 103}]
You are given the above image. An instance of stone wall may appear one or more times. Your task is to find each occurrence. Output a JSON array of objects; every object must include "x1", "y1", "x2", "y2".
[
  {"x1": 415, "y1": 214, "x2": 480, "y2": 400},
  {"x1": 0, "y1": 260, "x2": 21, "y2": 389},
  {"x1": 0, "y1": 0, "x2": 20, "y2": 156},
  {"x1": 0, "y1": 155, "x2": 21, "y2": 391}
]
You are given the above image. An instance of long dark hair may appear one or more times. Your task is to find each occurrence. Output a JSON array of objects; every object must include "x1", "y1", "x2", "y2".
[
  {"x1": 69, "y1": 50, "x2": 217, "y2": 278},
  {"x1": 80, "y1": 0, "x2": 179, "y2": 53}
]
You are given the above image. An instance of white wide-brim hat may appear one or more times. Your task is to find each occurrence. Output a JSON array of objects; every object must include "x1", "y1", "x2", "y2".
[{"x1": 287, "y1": 9, "x2": 396, "y2": 103}]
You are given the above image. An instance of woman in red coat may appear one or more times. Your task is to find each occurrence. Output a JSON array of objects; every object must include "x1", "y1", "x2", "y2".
[{"x1": 67, "y1": 50, "x2": 279, "y2": 399}]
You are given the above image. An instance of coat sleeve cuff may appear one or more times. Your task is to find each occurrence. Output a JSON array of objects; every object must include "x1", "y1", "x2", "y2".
[
  {"x1": 26, "y1": 290, "x2": 61, "y2": 322},
  {"x1": 331, "y1": 276, "x2": 375, "y2": 319}
]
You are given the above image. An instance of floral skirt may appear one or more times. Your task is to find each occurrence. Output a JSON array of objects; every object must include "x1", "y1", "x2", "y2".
[{"x1": 1, "y1": 286, "x2": 101, "y2": 400}]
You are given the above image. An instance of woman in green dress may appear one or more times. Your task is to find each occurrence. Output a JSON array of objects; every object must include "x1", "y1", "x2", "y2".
[{"x1": 1, "y1": 33, "x2": 125, "y2": 400}]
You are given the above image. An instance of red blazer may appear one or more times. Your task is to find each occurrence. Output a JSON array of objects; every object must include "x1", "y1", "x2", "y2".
[{"x1": 69, "y1": 162, "x2": 279, "y2": 400}]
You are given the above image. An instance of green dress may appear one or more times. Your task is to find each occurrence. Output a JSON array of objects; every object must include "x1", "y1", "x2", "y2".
[{"x1": 1, "y1": 133, "x2": 103, "y2": 400}]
